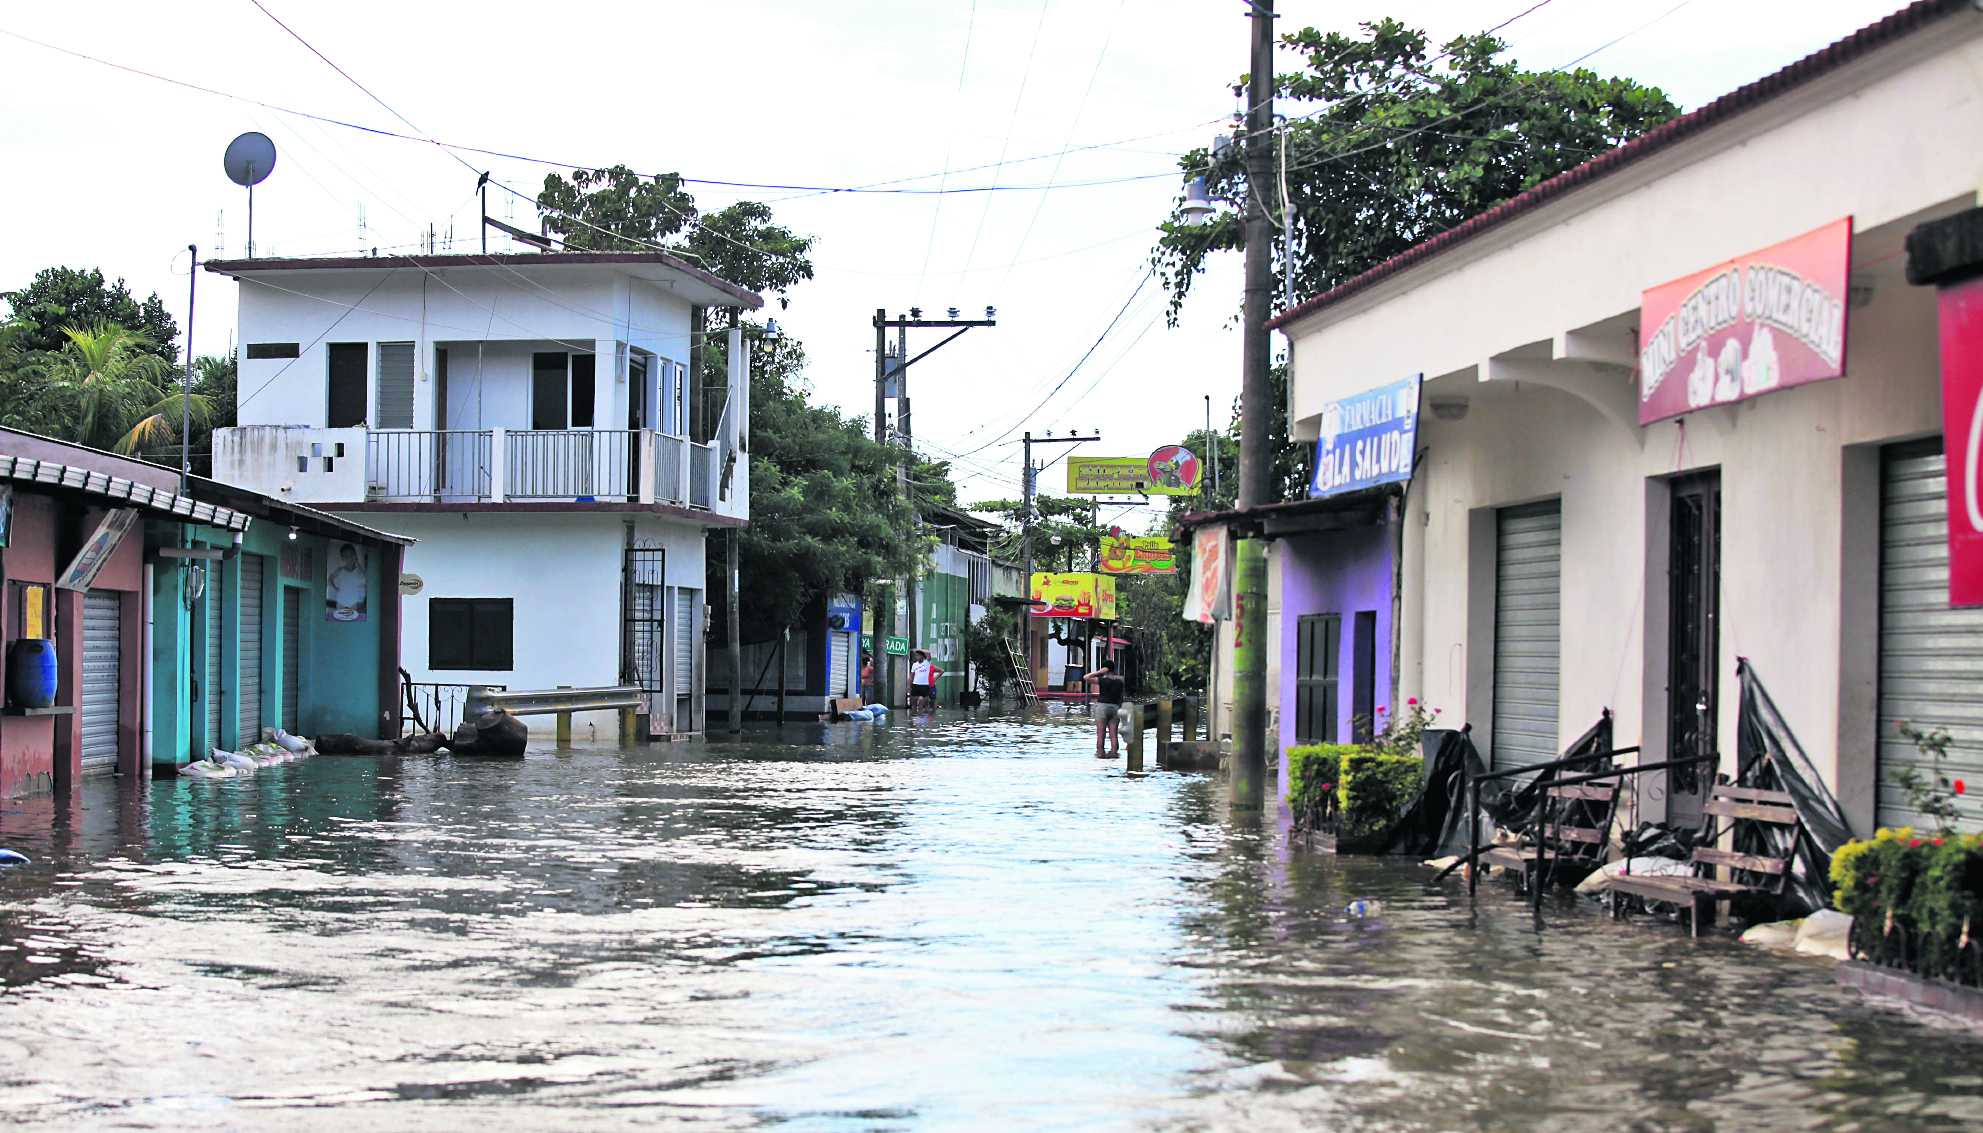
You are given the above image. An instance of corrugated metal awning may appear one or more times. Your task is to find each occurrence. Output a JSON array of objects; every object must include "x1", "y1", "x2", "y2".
[{"x1": 0, "y1": 455, "x2": 251, "y2": 531}]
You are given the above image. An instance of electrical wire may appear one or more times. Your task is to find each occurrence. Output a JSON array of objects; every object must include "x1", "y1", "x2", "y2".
[{"x1": 959, "y1": 0, "x2": 1053, "y2": 279}]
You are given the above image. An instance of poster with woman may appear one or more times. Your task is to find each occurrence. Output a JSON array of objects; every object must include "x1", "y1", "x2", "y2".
[{"x1": 326, "y1": 542, "x2": 368, "y2": 622}]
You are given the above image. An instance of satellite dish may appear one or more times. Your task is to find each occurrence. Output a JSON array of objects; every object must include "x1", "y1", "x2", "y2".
[{"x1": 223, "y1": 132, "x2": 277, "y2": 187}]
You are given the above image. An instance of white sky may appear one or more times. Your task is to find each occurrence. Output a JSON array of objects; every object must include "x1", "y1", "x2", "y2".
[{"x1": 0, "y1": 0, "x2": 1907, "y2": 524}]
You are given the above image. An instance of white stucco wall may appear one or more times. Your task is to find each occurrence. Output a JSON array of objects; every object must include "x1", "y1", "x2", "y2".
[
  {"x1": 342, "y1": 509, "x2": 709, "y2": 736},
  {"x1": 1277, "y1": 11, "x2": 1983, "y2": 827}
]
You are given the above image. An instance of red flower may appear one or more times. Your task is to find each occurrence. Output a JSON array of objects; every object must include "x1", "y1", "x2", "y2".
[
  {"x1": 1909, "y1": 839, "x2": 1923, "y2": 848},
  {"x1": 1957, "y1": 780, "x2": 1967, "y2": 796},
  {"x1": 1318, "y1": 783, "x2": 1333, "y2": 791},
  {"x1": 1934, "y1": 838, "x2": 1945, "y2": 845},
  {"x1": 1407, "y1": 698, "x2": 1418, "y2": 705}
]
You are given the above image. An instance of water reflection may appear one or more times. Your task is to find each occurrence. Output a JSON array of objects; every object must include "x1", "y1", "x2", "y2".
[{"x1": 0, "y1": 707, "x2": 1974, "y2": 1130}]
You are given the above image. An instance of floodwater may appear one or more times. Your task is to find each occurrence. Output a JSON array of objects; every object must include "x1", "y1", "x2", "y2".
[{"x1": 0, "y1": 709, "x2": 1979, "y2": 1132}]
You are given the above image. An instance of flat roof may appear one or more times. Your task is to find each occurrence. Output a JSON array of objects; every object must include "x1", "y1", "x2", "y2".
[
  {"x1": 1266, "y1": 0, "x2": 1971, "y2": 332},
  {"x1": 205, "y1": 251, "x2": 764, "y2": 310}
]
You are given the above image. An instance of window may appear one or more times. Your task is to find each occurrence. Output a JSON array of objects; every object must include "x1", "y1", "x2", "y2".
[
  {"x1": 429, "y1": 598, "x2": 514, "y2": 670},
  {"x1": 570, "y1": 354, "x2": 595, "y2": 428},
  {"x1": 245, "y1": 342, "x2": 300, "y2": 359},
  {"x1": 327, "y1": 342, "x2": 367, "y2": 427},
  {"x1": 375, "y1": 342, "x2": 415, "y2": 428},
  {"x1": 532, "y1": 353, "x2": 568, "y2": 430}
]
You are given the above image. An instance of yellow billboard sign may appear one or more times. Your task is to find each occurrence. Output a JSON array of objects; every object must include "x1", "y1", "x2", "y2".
[
  {"x1": 1066, "y1": 446, "x2": 1202, "y2": 495},
  {"x1": 1028, "y1": 572, "x2": 1117, "y2": 619},
  {"x1": 1098, "y1": 536, "x2": 1177, "y2": 574}
]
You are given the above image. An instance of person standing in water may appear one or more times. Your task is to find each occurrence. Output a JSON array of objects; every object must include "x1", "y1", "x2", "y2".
[
  {"x1": 1083, "y1": 661, "x2": 1126, "y2": 758},
  {"x1": 910, "y1": 650, "x2": 941, "y2": 712}
]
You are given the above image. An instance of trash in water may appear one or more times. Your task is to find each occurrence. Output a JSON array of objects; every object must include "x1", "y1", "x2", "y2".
[
  {"x1": 1344, "y1": 899, "x2": 1382, "y2": 917},
  {"x1": 0, "y1": 849, "x2": 28, "y2": 865}
]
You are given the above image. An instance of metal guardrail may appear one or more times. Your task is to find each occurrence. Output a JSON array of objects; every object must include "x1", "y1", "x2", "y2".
[
  {"x1": 506, "y1": 429, "x2": 635, "y2": 500},
  {"x1": 369, "y1": 430, "x2": 492, "y2": 500},
  {"x1": 465, "y1": 685, "x2": 646, "y2": 716},
  {"x1": 654, "y1": 432, "x2": 686, "y2": 505},
  {"x1": 689, "y1": 442, "x2": 713, "y2": 509},
  {"x1": 401, "y1": 680, "x2": 503, "y2": 736}
]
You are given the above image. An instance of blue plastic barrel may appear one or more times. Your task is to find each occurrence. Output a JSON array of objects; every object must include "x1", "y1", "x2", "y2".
[{"x1": 7, "y1": 639, "x2": 57, "y2": 709}]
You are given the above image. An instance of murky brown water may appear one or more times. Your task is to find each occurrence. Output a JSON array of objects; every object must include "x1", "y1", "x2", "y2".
[{"x1": 0, "y1": 707, "x2": 1978, "y2": 1131}]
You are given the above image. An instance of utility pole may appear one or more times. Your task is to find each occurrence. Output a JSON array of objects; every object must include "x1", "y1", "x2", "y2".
[
  {"x1": 181, "y1": 245, "x2": 197, "y2": 496},
  {"x1": 1232, "y1": 0, "x2": 1277, "y2": 810},
  {"x1": 868, "y1": 307, "x2": 996, "y2": 707}
]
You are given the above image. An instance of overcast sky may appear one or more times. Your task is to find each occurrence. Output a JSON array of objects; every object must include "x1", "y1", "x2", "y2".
[{"x1": 0, "y1": 0, "x2": 1907, "y2": 522}]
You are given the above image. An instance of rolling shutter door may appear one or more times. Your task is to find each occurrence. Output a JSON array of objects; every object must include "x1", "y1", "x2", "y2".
[
  {"x1": 1878, "y1": 444, "x2": 1983, "y2": 829},
  {"x1": 238, "y1": 556, "x2": 264, "y2": 743},
  {"x1": 204, "y1": 569, "x2": 224, "y2": 751},
  {"x1": 80, "y1": 591, "x2": 121, "y2": 773},
  {"x1": 1493, "y1": 500, "x2": 1562, "y2": 768},
  {"x1": 674, "y1": 589, "x2": 696, "y2": 695},
  {"x1": 282, "y1": 592, "x2": 301, "y2": 733},
  {"x1": 830, "y1": 631, "x2": 851, "y2": 697}
]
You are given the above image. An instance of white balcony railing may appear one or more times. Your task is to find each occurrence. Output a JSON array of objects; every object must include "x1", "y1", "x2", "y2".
[
  {"x1": 366, "y1": 428, "x2": 706, "y2": 509},
  {"x1": 367, "y1": 430, "x2": 492, "y2": 501}
]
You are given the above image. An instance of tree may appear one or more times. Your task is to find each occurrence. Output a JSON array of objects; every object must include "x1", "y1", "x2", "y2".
[
  {"x1": 535, "y1": 166, "x2": 698, "y2": 251},
  {"x1": 39, "y1": 322, "x2": 209, "y2": 455},
  {"x1": 712, "y1": 325, "x2": 932, "y2": 646},
  {"x1": 1154, "y1": 19, "x2": 1679, "y2": 320},
  {"x1": 677, "y1": 201, "x2": 815, "y2": 309},
  {"x1": 969, "y1": 493, "x2": 1106, "y2": 573},
  {"x1": 1, "y1": 267, "x2": 178, "y2": 361}
]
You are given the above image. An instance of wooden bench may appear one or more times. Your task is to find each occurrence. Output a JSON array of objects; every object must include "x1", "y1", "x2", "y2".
[
  {"x1": 1609, "y1": 784, "x2": 1802, "y2": 938},
  {"x1": 1479, "y1": 780, "x2": 1619, "y2": 893}
]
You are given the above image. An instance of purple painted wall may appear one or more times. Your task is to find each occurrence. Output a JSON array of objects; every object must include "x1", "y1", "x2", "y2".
[{"x1": 1275, "y1": 524, "x2": 1395, "y2": 798}]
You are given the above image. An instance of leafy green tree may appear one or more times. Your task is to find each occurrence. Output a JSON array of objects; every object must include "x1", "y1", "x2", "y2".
[
  {"x1": 1154, "y1": 19, "x2": 1679, "y2": 319},
  {"x1": 1, "y1": 267, "x2": 178, "y2": 361},
  {"x1": 678, "y1": 201, "x2": 815, "y2": 309},
  {"x1": 535, "y1": 166, "x2": 698, "y2": 251},
  {"x1": 40, "y1": 322, "x2": 209, "y2": 455},
  {"x1": 711, "y1": 325, "x2": 932, "y2": 646},
  {"x1": 969, "y1": 493, "x2": 1105, "y2": 573}
]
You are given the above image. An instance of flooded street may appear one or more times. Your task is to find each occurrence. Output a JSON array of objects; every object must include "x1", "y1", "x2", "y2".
[{"x1": 0, "y1": 709, "x2": 1978, "y2": 1131}]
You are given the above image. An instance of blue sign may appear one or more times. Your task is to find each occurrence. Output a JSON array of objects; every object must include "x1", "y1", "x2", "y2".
[
  {"x1": 826, "y1": 605, "x2": 863, "y2": 635},
  {"x1": 1310, "y1": 374, "x2": 1422, "y2": 498}
]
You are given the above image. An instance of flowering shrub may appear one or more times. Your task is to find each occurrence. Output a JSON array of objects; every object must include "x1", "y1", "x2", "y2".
[
  {"x1": 1286, "y1": 744, "x2": 1354, "y2": 833},
  {"x1": 1832, "y1": 827, "x2": 1983, "y2": 980}
]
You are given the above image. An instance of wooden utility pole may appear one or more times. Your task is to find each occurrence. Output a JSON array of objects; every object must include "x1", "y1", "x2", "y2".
[{"x1": 1232, "y1": 0, "x2": 1277, "y2": 809}]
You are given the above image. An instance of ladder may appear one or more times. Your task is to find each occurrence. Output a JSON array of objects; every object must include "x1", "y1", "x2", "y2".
[{"x1": 1006, "y1": 636, "x2": 1038, "y2": 705}]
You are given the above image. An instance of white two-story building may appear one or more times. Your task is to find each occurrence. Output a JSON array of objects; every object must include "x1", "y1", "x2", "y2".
[{"x1": 207, "y1": 251, "x2": 758, "y2": 739}]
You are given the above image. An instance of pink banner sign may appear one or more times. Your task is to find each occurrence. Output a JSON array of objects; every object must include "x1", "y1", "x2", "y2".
[
  {"x1": 1637, "y1": 218, "x2": 1852, "y2": 425},
  {"x1": 1939, "y1": 274, "x2": 1983, "y2": 607}
]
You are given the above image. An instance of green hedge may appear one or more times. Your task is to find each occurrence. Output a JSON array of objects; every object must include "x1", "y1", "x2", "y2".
[
  {"x1": 1833, "y1": 828, "x2": 1983, "y2": 945},
  {"x1": 1285, "y1": 743, "x2": 1422, "y2": 843},
  {"x1": 1340, "y1": 752, "x2": 1423, "y2": 842}
]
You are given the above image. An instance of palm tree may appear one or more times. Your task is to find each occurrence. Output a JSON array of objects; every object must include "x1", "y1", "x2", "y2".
[{"x1": 44, "y1": 321, "x2": 210, "y2": 455}]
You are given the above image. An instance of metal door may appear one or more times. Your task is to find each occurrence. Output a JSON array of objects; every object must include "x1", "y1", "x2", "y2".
[
  {"x1": 1666, "y1": 472, "x2": 1721, "y2": 828},
  {"x1": 238, "y1": 555, "x2": 264, "y2": 743},
  {"x1": 1294, "y1": 613, "x2": 1339, "y2": 744},
  {"x1": 1878, "y1": 441, "x2": 1983, "y2": 829},
  {"x1": 80, "y1": 590, "x2": 121, "y2": 773},
  {"x1": 282, "y1": 590, "x2": 301, "y2": 733},
  {"x1": 1492, "y1": 500, "x2": 1562, "y2": 768},
  {"x1": 830, "y1": 630, "x2": 852, "y2": 698},
  {"x1": 203, "y1": 567, "x2": 224, "y2": 751},
  {"x1": 674, "y1": 588, "x2": 698, "y2": 731}
]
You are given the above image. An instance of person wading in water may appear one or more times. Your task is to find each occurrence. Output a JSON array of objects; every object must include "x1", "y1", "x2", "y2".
[
  {"x1": 1083, "y1": 661, "x2": 1126, "y2": 758},
  {"x1": 910, "y1": 650, "x2": 942, "y2": 713}
]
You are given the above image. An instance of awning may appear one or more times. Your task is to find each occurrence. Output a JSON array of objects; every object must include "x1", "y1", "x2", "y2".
[
  {"x1": 1173, "y1": 484, "x2": 1397, "y2": 538},
  {"x1": 0, "y1": 456, "x2": 250, "y2": 531}
]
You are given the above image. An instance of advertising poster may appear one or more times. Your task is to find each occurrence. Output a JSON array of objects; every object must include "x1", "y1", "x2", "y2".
[
  {"x1": 1098, "y1": 536, "x2": 1178, "y2": 574},
  {"x1": 1183, "y1": 526, "x2": 1230, "y2": 624},
  {"x1": 1067, "y1": 447, "x2": 1202, "y2": 495},
  {"x1": 1939, "y1": 274, "x2": 1983, "y2": 606},
  {"x1": 1029, "y1": 572, "x2": 1117, "y2": 619},
  {"x1": 326, "y1": 541, "x2": 369, "y2": 622},
  {"x1": 1638, "y1": 217, "x2": 1851, "y2": 425},
  {"x1": 54, "y1": 508, "x2": 138, "y2": 592},
  {"x1": 1311, "y1": 375, "x2": 1422, "y2": 498}
]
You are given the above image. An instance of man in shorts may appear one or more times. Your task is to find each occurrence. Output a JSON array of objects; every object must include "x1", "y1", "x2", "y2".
[
  {"x1": 1083, "y1": 661, "x2": 1126, "y2": 758},
  {"x1": 910, "y1": 650, "x2": 942, "y2": 712}
]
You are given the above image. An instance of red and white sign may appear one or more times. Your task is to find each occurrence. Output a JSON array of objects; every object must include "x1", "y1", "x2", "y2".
[
  {"x1": 1638, "y1": 218, "x2": 1852, "y2": 425},
  {"x1": 1939, "y1": 275, "x2": 1983, "y2": 607}
]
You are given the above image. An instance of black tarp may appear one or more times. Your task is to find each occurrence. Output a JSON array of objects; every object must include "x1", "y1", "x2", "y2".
[
  {"x1": 1385, "y1": 714, "x2": 1615, "y2": 859},
  {"x1": 1734, "y1": 659, "x2": 1853, "y2": 916}
]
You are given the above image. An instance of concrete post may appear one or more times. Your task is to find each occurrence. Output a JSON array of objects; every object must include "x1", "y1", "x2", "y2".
[
  {"x1": 1156, "y1": 699, "x2": 1173, "y2": 768},
  {"x1": 1179, "y1": 697, "x2": 1196, "y2": 743},
  {"x1": 555, "y1": 685, "x2": 572, "y2": 748},
  {"x1": 488, "y1": 427, "x2": 507, "y2": 503},
  {"x1": 1127, "y1": 704, "x2": 1143, "y2": 771}
]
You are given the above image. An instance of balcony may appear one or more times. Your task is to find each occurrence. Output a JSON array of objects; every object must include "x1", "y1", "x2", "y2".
[{"x1": 213, "y1": 426, "x2": 722, "y2": 511}]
